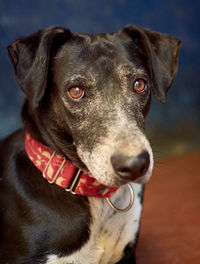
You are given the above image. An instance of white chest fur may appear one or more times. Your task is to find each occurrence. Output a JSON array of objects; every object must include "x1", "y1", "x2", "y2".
[{"x1": 46, "y1": 183, "x2": 143, "y2": 264}]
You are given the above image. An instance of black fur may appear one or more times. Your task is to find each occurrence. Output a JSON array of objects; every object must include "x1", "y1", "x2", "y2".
[{"x1": 0, "y1": 130, "x2": 91, "y2": 263}]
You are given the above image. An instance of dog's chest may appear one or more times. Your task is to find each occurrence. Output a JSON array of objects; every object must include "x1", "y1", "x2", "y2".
[{"x1": 46, "y1": 183, "x2": 143, "y2": 264}]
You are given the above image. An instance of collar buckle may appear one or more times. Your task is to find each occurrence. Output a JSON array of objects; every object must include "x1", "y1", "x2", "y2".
[{"x1": 43, "y1": 151, "x2": 67, "y2": 184}]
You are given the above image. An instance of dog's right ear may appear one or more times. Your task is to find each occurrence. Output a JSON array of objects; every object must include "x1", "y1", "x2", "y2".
[
  {"x1": 121, "y1": 26, "x2": 181, "y2": 103},
  {"x1": 7, "y1": 27, "x2": 71, "y2": 110}
]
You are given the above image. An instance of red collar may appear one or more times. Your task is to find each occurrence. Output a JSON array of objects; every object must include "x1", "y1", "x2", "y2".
[{"x1": 25, "y1": 132, "x2": 118, "y2": 198}]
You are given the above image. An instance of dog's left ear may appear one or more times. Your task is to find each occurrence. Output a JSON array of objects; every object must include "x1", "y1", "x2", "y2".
[
  {"x1": 122, "y1": 26, "x2": 181, "y2": 103},
  {"x1": 7, "y1": 26, "x2": 71, "y2": 109}
]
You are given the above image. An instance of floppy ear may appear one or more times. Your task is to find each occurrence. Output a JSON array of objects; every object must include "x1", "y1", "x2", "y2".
[
  {"x1": 7, "y1": 26, "x2": 71, "y2": 109},
  {"x1": 122, "y1": 25, "x2": 181, "y2": 103}
]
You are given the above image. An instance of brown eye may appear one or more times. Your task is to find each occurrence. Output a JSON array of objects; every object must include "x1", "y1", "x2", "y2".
[
  {"x1": 68, "y1": 86, "x2": 84, "y2": 100},
  {"x1": 133, "y1": 79, "x2": 146, "y2": 93}
]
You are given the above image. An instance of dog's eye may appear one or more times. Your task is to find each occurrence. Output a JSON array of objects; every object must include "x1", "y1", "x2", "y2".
[
  {"x1": 133, "y1": 79, "x2": 147, "y2": 93},
  {"x1": 68, "y1": 86, "x2": 84, "y2": 100}
]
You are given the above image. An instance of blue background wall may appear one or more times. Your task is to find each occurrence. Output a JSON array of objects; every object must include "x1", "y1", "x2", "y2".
[{"x1": 0, "y1": 0, "x2": 199, "y2": 157}]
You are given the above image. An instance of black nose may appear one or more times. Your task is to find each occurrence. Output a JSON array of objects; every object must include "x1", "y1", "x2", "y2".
[{"x1": 111, "y1": 151, "x2": 150, "y2": 181}]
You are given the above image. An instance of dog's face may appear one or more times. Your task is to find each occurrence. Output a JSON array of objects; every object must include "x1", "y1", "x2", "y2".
[
  {"x1": 8, "y1": 26, "x2": 180, "y2": 187},
  {"x1": 52, "y1": 32, "x2": 153, "y2": 186}
]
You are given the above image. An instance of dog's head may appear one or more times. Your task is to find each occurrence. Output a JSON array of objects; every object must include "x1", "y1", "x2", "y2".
[{"x1": 8, "y1": 26, "x2": 180, "y2": 187}]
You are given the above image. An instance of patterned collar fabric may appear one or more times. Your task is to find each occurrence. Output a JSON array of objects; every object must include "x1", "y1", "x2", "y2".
[{"x1": 24, "y1": 132, "x2": 118, "y2": 198}]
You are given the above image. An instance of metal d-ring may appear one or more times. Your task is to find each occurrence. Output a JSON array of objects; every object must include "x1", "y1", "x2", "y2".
[{"x1": 106, "y1": 183, "x2": 135, "y2": 213}]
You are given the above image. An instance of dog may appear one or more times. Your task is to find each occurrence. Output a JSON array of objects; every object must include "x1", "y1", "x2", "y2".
[{"x1": 0, "y1": 25, "x2": 180, "y2": 264}]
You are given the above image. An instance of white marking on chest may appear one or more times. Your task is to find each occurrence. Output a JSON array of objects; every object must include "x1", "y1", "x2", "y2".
[{"x1": 46, "y1": 183, "x2": 143, "y2": 264}]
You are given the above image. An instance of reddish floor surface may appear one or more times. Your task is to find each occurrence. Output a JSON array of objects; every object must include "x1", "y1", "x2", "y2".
[{"x1": 136, "y1": 152, "x2": 200, "y2": 264}]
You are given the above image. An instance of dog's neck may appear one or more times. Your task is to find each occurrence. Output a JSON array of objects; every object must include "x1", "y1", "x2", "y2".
[{"x1": 25, "y1": 131, "x2": 118, "y2": 198}]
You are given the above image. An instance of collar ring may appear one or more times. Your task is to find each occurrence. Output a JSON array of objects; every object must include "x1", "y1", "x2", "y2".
[{"x1": 106, "y1": 183, "x2": 135, "y2": 213}]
